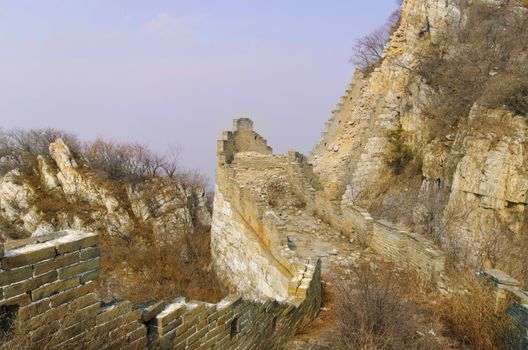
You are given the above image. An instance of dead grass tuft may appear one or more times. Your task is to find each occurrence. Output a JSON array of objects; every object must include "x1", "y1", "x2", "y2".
[
  {"x1": 334, "y1": 263, "x2": 445, "y2": 350},
  {"x1": 97, "y1": 225, "x2": 226, "y2": 305},
  {"x1": 434, "y1": 272, "x2": 522, "y2": 349}
]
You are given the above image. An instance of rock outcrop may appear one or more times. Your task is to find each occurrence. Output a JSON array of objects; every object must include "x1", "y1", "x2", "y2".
[{"x1": 0, "y1": 139, "x2": 210, "y2": 242}]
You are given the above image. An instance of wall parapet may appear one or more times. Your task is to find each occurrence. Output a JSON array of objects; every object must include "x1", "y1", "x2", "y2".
[
  {"x1": 0, "y1": 119, "x2": 323, "y2": 349},
  {"x1": 0, "y1": 228, "x2": 321, "y2": 349},
  {"x1": 210, "y1": 119, "x2": 323, "y2": 347}
]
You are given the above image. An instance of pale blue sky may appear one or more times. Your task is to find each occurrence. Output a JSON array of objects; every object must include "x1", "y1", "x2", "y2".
[{"x1": 0, "y1": 1, "x2": 398, "y2": 181}]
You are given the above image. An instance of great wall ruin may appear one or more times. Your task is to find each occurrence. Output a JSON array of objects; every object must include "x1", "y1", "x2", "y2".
[{"x1": 0, "y1": 118, "x2": 526, "y2": 349}]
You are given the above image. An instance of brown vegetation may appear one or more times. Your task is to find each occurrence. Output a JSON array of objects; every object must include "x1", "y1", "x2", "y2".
[
  {"x1": 384, "y1": 125, "x2": 421, "y2": 175},
  {"x1": 0, "y1": 128, "x2": 225, "y2": 305},
  {"x1": 350, "y1": 2, "x2": 401, "y2": 73},
  {"x1": 0, "y1": 128, "x2": 80, "y2": 176},
  {"x1": 334, "y1": 263, "x2": 446, "y2": 350},
  {"x1": 436, "y1": 271, "x2": 522, "y2": 349},
  {"x1": 98, "y1": 224, "x2": 226, "y2": 305},
  {"x1": 84, "y1": 138, "x2": 181, "y2": 182},
  {"x1": 417, "y1": 1, "x2": 528, "y2": 124},
  {"x1": 333, "y1": 261, "x2": 522, "y2": 350}
]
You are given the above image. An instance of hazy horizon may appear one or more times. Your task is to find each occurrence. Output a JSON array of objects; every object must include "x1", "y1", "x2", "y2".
[{"x1": 0, "y1": 0, "x2": 399, "y2": 182}]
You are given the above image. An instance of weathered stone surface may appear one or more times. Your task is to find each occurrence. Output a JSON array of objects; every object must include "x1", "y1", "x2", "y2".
[
  {"x1": 0, "y1": 138, "x2": 211, "y2": 249},
  {"x1": 96, "y1": 301, "x2": 133, "y2": 325},
  {"x1": 3, "y1": 242, "x2": 56, "y2": 270},
  {"x1": 33, "y1": 252, "x2": 80, "y2": 275},
  {"x1": 80, "y1": 246, "x2": 100, "y2": 260},
  {"x1": 57, "y1": 258, "x2": 99, "y2": 280},
  {"x1": 31, "y1": 277, "x2": 79, "y2": 301},
  {"x1": 482, "y1": 268, "x2": 521, "y2": 287},
  {"x1": 141, "y1": 300, "x2": 166, "y2": 323},
  {"x1": 50, "y1": 281, "x2": 96, "y2": 307},
  {"x1": 49, "y1": 231, "x2": 99, "y2": 254},
  {"x1": 307, "y1": 0, "x2": 528, "y2": 284},
  {"x1": 0, "y1": 265, "x2": 33, "y2": 286}
]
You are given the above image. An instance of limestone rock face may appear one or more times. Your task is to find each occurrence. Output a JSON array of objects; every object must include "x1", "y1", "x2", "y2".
[
  {"x1": 310, "y1": 0, "x2": 528, "y2": 278},
  {"x1": 0, "y1": 139, "x2": 211, "y2": 242}
]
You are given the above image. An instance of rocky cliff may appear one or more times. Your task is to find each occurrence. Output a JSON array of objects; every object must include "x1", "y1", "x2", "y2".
[
  {"x1": 311, "y1": 0, "x2": 528, "y2": 282},
  {"x1": 0, "y1": 138, "x2": 210, "y2": 242},
  {"x1": 0, "y1": 137, "x2": 216, "y2": 302}
]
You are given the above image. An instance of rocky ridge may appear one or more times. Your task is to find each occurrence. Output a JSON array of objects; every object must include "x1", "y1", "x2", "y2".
[
  {"x1": 0, "y1": 139, "x2": 211, "y2": 242},
  {"x1": 311, "y1": 0, "x2": 528, "y2": 282}
]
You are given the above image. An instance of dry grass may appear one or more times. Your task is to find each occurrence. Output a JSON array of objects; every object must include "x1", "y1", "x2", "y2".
[
  {"x1": 0, "y1": 127, "x2": 225, "y2": 305},
  {"x1": 434, "y1": 272, "x2": 522, "y2": 350},
  {"x1": 334, "y1": 263, "x2": 447, "y2": 350},
  {"x1": 97, "y1": 225, "x2": 226, "y2": 305},
  {"x1": 331, "y1": 261, "x2": 522, "y2": 350},
  {"x1": 417, "y1": 1, "x2": 528, "y2": 124}
]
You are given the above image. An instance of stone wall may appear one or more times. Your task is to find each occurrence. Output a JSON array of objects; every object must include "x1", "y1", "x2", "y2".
[
  {"x1": 0, "y1": 228, "x2": 321, "y2": 349},
  {"x1": 212, "y1": 188, "x2": 292, "y2": 299},
  {"x1": 0, "y1": 231, "x2": 147, "y2": 349},
  {"x1": 286, "y1": 150, "x2": 446, "y2": 284},
  {"x1": 286, "y1": 145, "x2": 528, "y2": 345},
  {"x1": 212, "y1": 119, "x2": 320, "y2": 303},
  {"x1": 0, "y1": 119, "x2": 323, "y2": 349}
]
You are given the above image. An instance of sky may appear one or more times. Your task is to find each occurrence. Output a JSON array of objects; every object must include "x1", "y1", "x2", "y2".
[{"x1": 0, "y1": 0, "x2": 399, "y2": 183}]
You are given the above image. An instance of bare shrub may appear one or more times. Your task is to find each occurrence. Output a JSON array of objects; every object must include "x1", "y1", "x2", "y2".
[
  {"x1": 384, "y1": 125, "x2": 421, "y2": 175},
  {"x1": 417, "y1": 1, "x2": 528, "y2": 122},
  {"x1": 0, "y1": 128, "x2": 80, "y2": 175},
  {"x1": 435, "y1": 272, "x2": 522, "y2": 349},
  {"x1": 502, "y1": 81, "x2": 528, "y2": 116},
  {"x1": 350, "y1": 2, "x2": 402, "y2": 73},
  {"x1": 0, "y1": 128, "x2": 80, "y2": 156},
  {"x1": 98, "y1": 224, "x2": 226, "y2": 305},
  {"x1": 335, "y1": 264, "x2": 443, "y2": 350},
  {"x1": 351, "y1": 27, "x2": 390, "y2": 72},
  {"x1": 84, "y1": 139, "x2": 181, "y2": 182},
  {"x1": 267, "y1": 179, "x2": 285, "y2": 207}
]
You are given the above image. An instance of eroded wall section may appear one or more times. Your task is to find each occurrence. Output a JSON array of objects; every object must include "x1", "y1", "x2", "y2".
[{"x1": 212, "y1": 118, "x2": 318, "y2": 302}]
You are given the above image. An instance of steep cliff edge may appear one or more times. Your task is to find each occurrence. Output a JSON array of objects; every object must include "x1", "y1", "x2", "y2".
[{"x1": 311, "y1": 0, "x2": 528, "y2": 283}]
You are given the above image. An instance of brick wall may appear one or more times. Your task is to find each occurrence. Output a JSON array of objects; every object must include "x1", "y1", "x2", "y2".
[
  {"x1": 0, "y1": 229, "x2": 321, "y2": 349},
  {"x1": 286, "y1": 150, "x2": 446, "y2": 284},
  {"x1": 0, "y1": 231, "x2": 146, "y2": 349},
  {"x1": 287, "y1": 145, "x2": 528, "y2": 347}
]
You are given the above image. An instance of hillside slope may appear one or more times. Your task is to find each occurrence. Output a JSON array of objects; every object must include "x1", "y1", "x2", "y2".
[
  {"x1": 0, "y1": 134, "x2": 222, "y2": 303},
  {"x1": 311, "y1": 0, "x2": 528, "y2": 283}
]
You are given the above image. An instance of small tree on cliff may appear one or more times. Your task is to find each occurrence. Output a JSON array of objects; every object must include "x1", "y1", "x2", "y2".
[{"x1": 350, "y1": 1, "x2": 402, "y2": 72}]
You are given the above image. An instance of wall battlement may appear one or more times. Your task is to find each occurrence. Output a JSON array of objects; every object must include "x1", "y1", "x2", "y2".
[
  {"x1": 212, "y1": 119, "x2": 322, "y2": 305},
  {"x1": 232, "y1": 118, "x2": 253, "y2": 132},
  {"x1": 217, "y1": 119, "x2": 272, "y2": 166}
]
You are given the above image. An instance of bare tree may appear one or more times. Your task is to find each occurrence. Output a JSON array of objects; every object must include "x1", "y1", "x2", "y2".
[
  {"x1": 351, "y1": 27, "x2": 389, "y2": 71},
  {"x1": 350, "y1": 1, "x2": 402, "y2": 72},
  {"x1": 0, "y1": 128, "x2": 81, "y2": 175}
]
